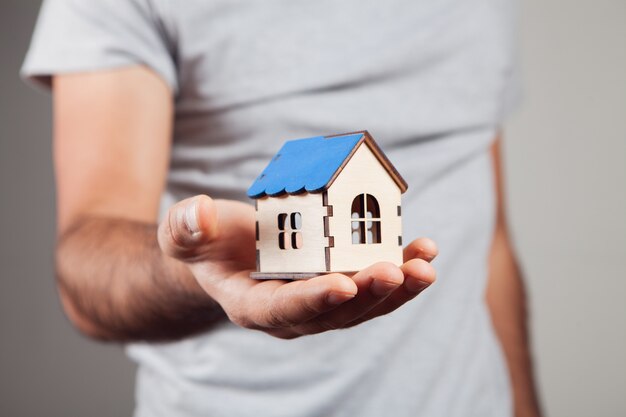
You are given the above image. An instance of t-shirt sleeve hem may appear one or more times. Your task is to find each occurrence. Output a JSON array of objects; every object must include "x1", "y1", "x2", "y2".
[{"x1": 20, "y1": 51, "x2": 178, "y2": 95}]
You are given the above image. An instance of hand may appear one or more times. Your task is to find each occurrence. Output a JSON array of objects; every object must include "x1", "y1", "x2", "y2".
[{"x1": 158, "y1": 195, "x2": 437, "y2": 339}]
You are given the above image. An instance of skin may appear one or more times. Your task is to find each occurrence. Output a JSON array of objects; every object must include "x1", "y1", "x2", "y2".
[
  {"x1": 53, "y1": 66, "x2": 437, "y2": 341},
  {"x1": 488, "y1": 139, "x2": 543, "y2": 417},
  {"x1": 53, "y1": 66, "x2": 540, "y2": 415}
]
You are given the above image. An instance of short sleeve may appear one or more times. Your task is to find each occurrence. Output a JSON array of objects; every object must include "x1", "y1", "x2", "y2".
[{"x1": 21, "y1": 0, "x2": 178, "y2": 93}]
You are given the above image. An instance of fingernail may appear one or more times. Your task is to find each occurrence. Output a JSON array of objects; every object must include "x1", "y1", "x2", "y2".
[
  {"x1": 326, "y1": 292, "x2": 355, "y2": 306},
  {"x1": 184, "y1": 199, "x2": 201, "y2": 235},
  {"x1": 370, "y1": 279, "x2": 400, "y2": 297},
  {"x1": 405, "y1": 279, "x2": 431, "y2": 293}
]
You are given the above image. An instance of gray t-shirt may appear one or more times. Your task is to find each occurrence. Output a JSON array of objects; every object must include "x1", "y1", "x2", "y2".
[{"x1": 23, "y1": 1, "x2": 519, "y2": 416}]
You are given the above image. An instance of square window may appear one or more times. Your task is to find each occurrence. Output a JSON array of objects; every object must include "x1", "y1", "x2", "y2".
[{"x1": 277, "y1": 212, "x2": 303, "y2": 250}]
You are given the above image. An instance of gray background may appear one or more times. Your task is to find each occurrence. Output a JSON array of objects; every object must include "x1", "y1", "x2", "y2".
[{"x1": 0, "y1": 0, "x2": 624, "y2": 416}]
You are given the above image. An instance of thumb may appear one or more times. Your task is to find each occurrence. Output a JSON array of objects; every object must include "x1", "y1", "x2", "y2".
[{"x1": 158, "y1": 195, "x2": 219, "y2": 260}]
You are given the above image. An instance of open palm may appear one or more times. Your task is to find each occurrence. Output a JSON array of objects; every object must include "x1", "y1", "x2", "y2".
[{"x1": 159, "y1": 195, "x2": 437, "y2": 339}]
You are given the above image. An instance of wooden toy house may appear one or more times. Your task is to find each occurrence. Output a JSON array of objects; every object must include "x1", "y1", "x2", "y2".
[{"x1": 247, "y1": 131, "x2": 408, "y2": 279}]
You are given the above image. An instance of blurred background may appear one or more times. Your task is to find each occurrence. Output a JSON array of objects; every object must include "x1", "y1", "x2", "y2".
[{"x1": 0, "y1": 0, "x2": 624, "y2": 416}]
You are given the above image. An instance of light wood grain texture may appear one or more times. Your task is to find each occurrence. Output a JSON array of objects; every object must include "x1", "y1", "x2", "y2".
[
  {"x1": 256, "y1": 193, "x2": 329, "y2": 273},
  {"x1": 326, "y1": 131, "x2": 408, "y2": 193},
  {"x1": 326, "y1": 143, "x2": 403, "y2": 271},
  {"x1": 253, "y1": 136, "x2": 404, "y2": 278},
  {"x1": 250, "y1": 272, "x2": 329, "y2": 280}
]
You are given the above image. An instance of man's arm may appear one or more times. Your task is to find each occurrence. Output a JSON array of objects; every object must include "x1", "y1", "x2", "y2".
[
  {"x1": 487, "y1": 137, "x2": 543, "y2": 417},
  {"x1": 53, "y1": 67, "x2": 220, "y2": 341},
  {"x1": 53, "y1": 66, "x2": 438, "y2": 342}
]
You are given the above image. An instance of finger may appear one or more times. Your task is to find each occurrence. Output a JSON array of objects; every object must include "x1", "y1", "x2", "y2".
[
  {"x1": 157, "y1": 195, "x2": 218, "y2": 260},
  {"x1": 403, "y1": 237, "x2": 439, "y2": 262},
  {"x1": 291, "y1": 262, "x2": 404, "y2": 335},
  {"x1": 349, "y1": 258, "x2": 436, "y2": 325},
  {"x1": 239, "y1": 274, "x2": 358, "y2": 329}
]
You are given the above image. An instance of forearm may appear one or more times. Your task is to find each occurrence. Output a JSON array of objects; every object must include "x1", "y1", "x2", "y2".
[
  {"x1": 56, "y1": 216, "x2": 224, "y2": 342},
  {"x1": 486, "y1": 228, "x2": 542, "y2": 417}
]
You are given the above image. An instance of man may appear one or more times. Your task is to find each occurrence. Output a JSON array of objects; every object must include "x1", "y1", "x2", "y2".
[{"x1": 23, "y1": 0, "x2": 541, "y2": 416}]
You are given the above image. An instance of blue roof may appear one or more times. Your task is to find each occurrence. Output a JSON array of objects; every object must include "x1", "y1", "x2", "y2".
[{"x1": 247, "y1": 133, "x2": 364, "y2": 199}]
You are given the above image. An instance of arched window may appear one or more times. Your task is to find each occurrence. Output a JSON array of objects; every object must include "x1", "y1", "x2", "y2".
[{"x1": 351, "y1": 194, "x2": 381, "y2": 244}]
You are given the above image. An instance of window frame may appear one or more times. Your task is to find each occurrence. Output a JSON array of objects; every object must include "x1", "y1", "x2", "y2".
[
  {"x1": 278, "y1": 211, "x2": 303, "y2": 250},
  {"x1": 351, "y1": 193, "x2": 382, "y2": 245}
]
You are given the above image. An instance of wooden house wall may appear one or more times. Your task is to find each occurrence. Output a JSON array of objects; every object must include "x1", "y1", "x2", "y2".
[
  {"x1": 326, "y1": 144, "x2": 403, "y2": 272},
  {"x1": 256, "y1": 193, "x2": 328, "y2": 273}
]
